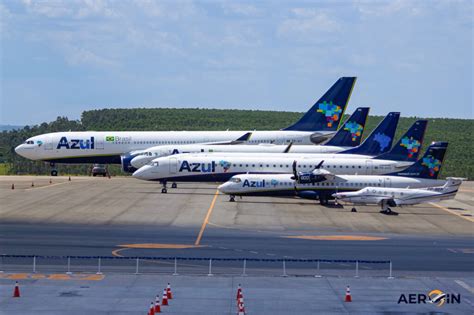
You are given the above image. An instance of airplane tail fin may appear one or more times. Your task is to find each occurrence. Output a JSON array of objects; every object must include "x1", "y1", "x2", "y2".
[
  {"x1": 340, "y1": 112, "x2": 400, "y2": 155},
  {"x1": 390, "y1": 141, "x2": 448, "y2": 179},
  {"x1": 324, "y1": 107, "x2": 370, "y2": 147},
  {"x1": 283, "y1": 77, "x2": 356, "y2": 132},
  {"x1": 375, "y1": 120, "x2": 428, "y2": 161}
]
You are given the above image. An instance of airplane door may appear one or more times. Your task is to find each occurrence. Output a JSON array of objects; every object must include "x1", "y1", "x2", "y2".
[
  {"x1": 384, "y1": 177, "x2": 391, "y2": 188},
  {"x1": 44, "y1": 136, "x2": 53, "y2": 150},
  {"x1": 169, "y1": 158, "x2": 178, "y2": 174},
  {"x1": 95, "y1": 136, "x2": 104, "y2": 150},
  {"x1": 366, "y1": 160, "x2": 373, "y2": 175}
]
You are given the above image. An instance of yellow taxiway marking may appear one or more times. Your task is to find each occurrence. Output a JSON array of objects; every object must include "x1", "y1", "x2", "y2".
[
  {"x1": 194, "y1": 189, "x2": 219, "y2": 246},
  {"x1": 284, "y1": 235, "x2": 387, "y2": 241},
  {"x1": 0, "y1": 273, "x2": 104, "y2": 281},
  {"x1": 430, "y1": 202, "x2": 474, "y2": 223},
  {"x1": 111, "y1": 189, "x2": 218, "y2": 256},
  {"x1": 24, "y1": 181, "x2": 70, "y2": 191}
]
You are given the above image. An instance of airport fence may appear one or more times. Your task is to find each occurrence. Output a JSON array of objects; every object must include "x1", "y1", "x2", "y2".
[{"x1": 0, "y1": 255, "x2": 394, "y2": 278}]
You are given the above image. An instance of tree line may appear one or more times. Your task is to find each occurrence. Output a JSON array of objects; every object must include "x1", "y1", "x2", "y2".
[{"x1": 0, "y1": 108, "x2": 472, "y2": 179}]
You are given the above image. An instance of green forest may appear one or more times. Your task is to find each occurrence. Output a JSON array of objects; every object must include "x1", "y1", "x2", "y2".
[{"x1": 1, "y1": 108, "x2": 472, "y2": 179}]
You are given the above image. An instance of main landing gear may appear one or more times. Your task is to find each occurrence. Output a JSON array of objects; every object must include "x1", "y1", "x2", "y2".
[
  {"x1": 49, "y1": 162, "x2": 58, "y2": 176},
  {"x1": 229, "y1": 195, "x2": 235, "y2": 202},
  {"x1": 351, "y1": 207, "x2": 357, "y2": 213},
  {"x1": 171, "y1": 182, "x2": 177, "y2": 189},
  {"x1": 380, "y1": 207, "x2": 398, "y2": 216},
  {"x1": 319, "y1": 196, "x2": 329, "y2": 205},
  {"x1": 380, "y1": 200, "x2": 398, "y2": 216}
]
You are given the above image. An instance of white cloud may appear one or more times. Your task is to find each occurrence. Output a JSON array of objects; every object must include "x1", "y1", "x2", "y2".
[
  {"x1": 65, "y1": 46, "x2": 117, "y2": 67},
  {"x1": 353, "y1": 0, "x2": 425, "y2": 17},
  {"x1": 133, "y1": 0, "x2": 200, "y2": 19},
  {"x1": 21, "y1": 0, "x2": 119, "y2": 19},
  {"x1": 222, "y1": 3, "x2": 260, "y2": 17},
  {"x1": 277, "y1": 8, "x2": 341, "y2": 39}
]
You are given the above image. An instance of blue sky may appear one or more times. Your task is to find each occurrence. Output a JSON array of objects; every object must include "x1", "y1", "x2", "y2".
[{"x1": 1, "y1": 0, "x2": 472, "y2": 125}]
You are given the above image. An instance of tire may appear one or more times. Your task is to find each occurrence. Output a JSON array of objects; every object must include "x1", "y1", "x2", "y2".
[{"x1": 51, "y1": 170, "x2": 58, "y2": 176}]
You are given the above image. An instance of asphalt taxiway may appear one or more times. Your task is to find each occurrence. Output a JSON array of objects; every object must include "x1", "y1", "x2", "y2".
[{"x1": 1, "y1": 176, "x2": 473, "y2": 275}]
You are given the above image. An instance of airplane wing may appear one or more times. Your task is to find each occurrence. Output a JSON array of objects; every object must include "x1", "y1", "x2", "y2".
[
  {"x1": 208, "y1": 132, "x2": 252, "y2": 145},
  {"x1": 283, "y1": 142, "x2": 293, "y2": 153}
]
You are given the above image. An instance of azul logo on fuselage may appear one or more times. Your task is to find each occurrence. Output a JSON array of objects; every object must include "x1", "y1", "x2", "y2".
[
  {"x1": 56, "y1": 137, "x2": 95, "y2": 150},
  {"x1": 179, "y1": 160, "x2": 216, "y2": 173},
  {"x1": 243, "y1": 179, "x2": 265, "y2": 188}
]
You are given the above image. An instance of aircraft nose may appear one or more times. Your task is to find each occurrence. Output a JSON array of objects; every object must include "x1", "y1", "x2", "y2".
[
  {"x1": 217, "y1": 183, "x2": 230, "y2": 194},
  {"x1": 132, "y1": 166, "x2": 152, "y2": 180},
  {"x1": 15, "y1": 144, "x2": 25, "y2": 157},
  {"x1": 131, "y1": 156, "x2": 147, "y2": 169}
]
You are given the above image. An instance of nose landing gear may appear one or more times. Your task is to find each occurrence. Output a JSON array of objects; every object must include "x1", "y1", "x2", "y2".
[{"x1": 161, "y1": 181, "x2": 168, "y2": 193}]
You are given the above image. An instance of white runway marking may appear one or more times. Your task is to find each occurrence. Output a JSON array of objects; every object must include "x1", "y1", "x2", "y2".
[{"x1": 455, "y1": 280, "x2": 474, "y2": 294}]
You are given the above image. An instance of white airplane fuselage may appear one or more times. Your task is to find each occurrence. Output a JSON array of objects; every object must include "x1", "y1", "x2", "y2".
[
  {"x1": 333, "y1": 186, "x2": 458, "y2": 206},
  {"x1": 217, "y1": 173, "x2": 446, "y2": 196},
  {"x1": 130, "y1": 144, "x2": 357, "y2": 169},
  {"x1": 14, "y1": 130, "x2": 320, "y2": 164},
  {"x1": 132, "y1": 153, "x2": 414, "y2": 182}
]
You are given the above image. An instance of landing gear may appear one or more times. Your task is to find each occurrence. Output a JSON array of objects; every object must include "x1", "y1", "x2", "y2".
[
  {"x1": 380, "y1": 201, "x2": 398, "y2": 215},
  {"x1": 49, "y1": 162, "x2": 58, "y2": 176},
  {"x1": 171, "y1": 182, "x2": 177, "y2": 189},
  {"x1": 161, "y1": 181, "x2": 168, "y2": 194},
  {"x1": 351, "y1": 207, "x2": 357, "y2": 212},
  {"x1": 229, "y1": 195, "x2": 235, "y2": 202},
  {"x1": 319, "y1": 196, "x2": 328, "y2": 205},
  {"x1": 380, "y1": 207, "x2": 398, "y2": 215}
]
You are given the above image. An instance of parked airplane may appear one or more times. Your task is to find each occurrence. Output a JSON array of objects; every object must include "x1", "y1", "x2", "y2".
[
  {"x1": 129, "y1": 107, "x2": 370, "y2": 170},
  {"x1": 15, "y1": 77, "x2": 356, "y2": 176},
  {"x1": 133, "y1": 115, "x2": 429, "y2": 193},
  {"x1": 217, "y1": 142, "x2": 449, "y2": 211},
  {"x1": 332, "y1": 177, "x2": 463, "y2": 215}
]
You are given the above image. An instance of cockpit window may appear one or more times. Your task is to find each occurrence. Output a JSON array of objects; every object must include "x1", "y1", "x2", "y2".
[
  {"x1": 231, "y1": 178, "x2": 242, "y2": 183},
  {"x1": 25, "y1": 140, "x2": 34, "y2": 144}
]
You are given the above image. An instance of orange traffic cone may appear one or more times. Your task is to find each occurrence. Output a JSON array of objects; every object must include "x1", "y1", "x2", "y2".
[
  {"x1": 11, "y1": 184, "x2": 14, "y2": 190},
  {"x1": 31, "y1": 182, "x2": 34, "y2": 187},
  {"x1": 237, "y1": 302, "x2": 246, "y2": 315},
  {"x1": 68, "y1": 176, "x2": 71, "y2": 181},
  {"x1": 237, "y1": 296, "x2": 244, "y2": 306},
  {"x1": 148, "y1": 301, "x2": 155, "y2": 315},
  {"x1": 345, "y1": 286, "x2": 352, "y2": 302},
  {"x1": 236, "y1": 284, "x2": 242, "y2": 300},
  {"x1": 49, "y1": 179, "x2": 52, "y2": 184},
  {"x1": 162, "y1": 289, "x2": 168, "y2": 306},
  {"x1": 154, "y1": 295, "x2": 161, "y2": 313},
  {"x1": 167, "y1": 283, "x2": 173, "y2": 299},
  {"x1": 13, "y1": 281, "x2": 20, "y2": 297}
]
